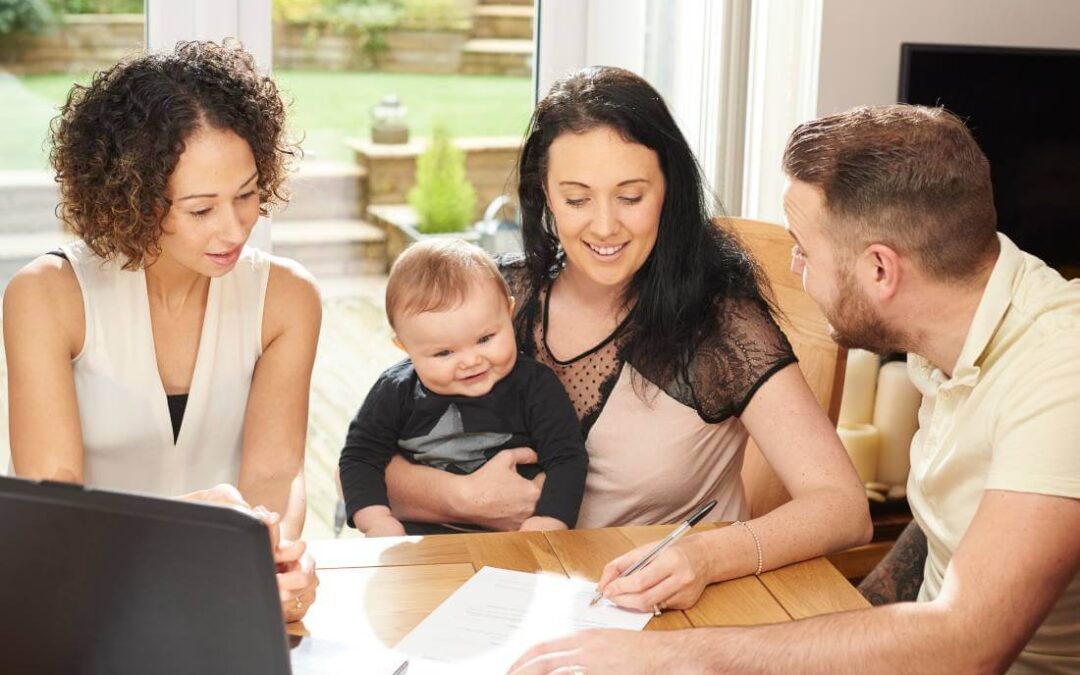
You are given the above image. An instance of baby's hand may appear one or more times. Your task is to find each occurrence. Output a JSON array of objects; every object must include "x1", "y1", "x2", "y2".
[
  {"x1": 519, "y1": 516, "x2": 568, "y2": 532},
  {"x1": 363, "y1": 516, "x2": 407, "y2": 538},
  {"x1": 353, "y1": 505, "x2": 407, "y2": 537}
]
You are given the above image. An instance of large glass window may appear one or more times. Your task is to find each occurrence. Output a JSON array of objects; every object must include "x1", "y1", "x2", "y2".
[
  {"x1": 0, "y1": 0, "x2": 146, "y2": 471},
  {"x1": 269, "y1": 0, "x2": 536, "y2": 539}
]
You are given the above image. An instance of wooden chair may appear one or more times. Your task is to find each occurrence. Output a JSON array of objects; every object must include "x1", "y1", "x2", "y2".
[{"x1": 720, "y1": 217, "x2": 847, "y2": 517}]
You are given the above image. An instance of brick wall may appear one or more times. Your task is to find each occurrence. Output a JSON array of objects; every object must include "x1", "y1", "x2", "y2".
[{"x1": 2, "y1": 15, "x2": 473, "y2": 75}]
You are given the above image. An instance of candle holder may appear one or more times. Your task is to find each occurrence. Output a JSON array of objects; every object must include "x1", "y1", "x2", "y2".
[{"x1": 371, "y1": 93, "x2": 409, "y2": 145}]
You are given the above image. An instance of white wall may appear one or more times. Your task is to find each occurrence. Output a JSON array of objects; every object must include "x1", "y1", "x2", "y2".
[{"x1": 816, "y1": 0, "x2": 1080, "y2": 115}]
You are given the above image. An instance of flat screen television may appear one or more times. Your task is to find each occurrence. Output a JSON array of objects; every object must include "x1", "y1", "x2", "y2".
[{"x1": 899, "y1": 43, "x2": 1080, "y2": 278}]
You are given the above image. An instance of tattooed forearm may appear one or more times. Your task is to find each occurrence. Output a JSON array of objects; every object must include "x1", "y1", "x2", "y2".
[{"x1": 858, "y1": 520, "x2": 928, "y2": 605}]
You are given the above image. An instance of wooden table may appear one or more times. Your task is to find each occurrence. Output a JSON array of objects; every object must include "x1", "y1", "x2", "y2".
[{"x1": 289, "y1": 523, "x2": 868, "y2": 659}]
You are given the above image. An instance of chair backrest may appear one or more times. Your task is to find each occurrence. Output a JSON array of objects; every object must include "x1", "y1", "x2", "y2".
[{"x1": 721, "y1": 217, "x2": 847, "y2": 517}]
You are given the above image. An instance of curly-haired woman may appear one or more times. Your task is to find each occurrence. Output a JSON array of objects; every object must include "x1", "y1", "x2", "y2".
[{"x1": 2, "y1": 40, "x2": 319, "y2": 622}]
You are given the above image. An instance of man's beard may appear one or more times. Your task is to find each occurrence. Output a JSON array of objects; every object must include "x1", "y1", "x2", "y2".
[{"x1": 824, "y1": 269, "x2": 907, "y2": 355}]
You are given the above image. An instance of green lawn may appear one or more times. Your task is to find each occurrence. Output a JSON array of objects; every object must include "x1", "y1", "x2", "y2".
[{"x1": 0, "y1": 70, "x2": 534, "y2": 169}]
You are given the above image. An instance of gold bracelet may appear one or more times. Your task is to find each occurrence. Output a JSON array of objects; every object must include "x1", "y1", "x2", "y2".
[{"x1": 733, "y1": 520, "x2": 764, "y2": 575}]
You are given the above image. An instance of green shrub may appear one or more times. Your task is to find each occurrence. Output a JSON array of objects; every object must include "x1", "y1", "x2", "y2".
[
  {"x1": 408, "y1": 125, "x2": 476, "y2": 234},
  {"x1": 400, "y1": 0, "x2": 468, "y2": 31},
  {"x1": 0, "y1": 0, "x2": 52, "y2": 37},
  {"x1": 47, "y1": 0, "x2": 142, "y2": 13},
  {"x1": 273, "y1": 0, "x2": 402, "y2": 67}
]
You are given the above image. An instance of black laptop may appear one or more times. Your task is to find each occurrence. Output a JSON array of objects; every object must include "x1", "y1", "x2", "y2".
[{"x1": 0, "y1": 475, "x2": 292, "y2": 675}]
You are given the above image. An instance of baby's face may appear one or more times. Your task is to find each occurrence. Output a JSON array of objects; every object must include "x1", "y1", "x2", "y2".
[{"x1": 394, "y1": 282, "x2": 518, "y2": 397}]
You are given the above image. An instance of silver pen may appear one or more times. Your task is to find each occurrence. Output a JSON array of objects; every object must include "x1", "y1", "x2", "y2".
[{"x1": 589, "y1": 499, "x2": 718, "y2": 606}]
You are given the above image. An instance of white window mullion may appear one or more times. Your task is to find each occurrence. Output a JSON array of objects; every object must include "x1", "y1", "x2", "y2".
[
  {"x1": 536, "y1": 1, "x2": 749, "y2": 217},
  {"x1": 742, "y1": 0, "x2": 823, "y2": 225},
  {"x1": 145, "y1": 0, "x2": 274, "y2": 251}
]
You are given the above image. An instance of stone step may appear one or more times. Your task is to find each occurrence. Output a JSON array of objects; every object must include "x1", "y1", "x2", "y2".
[
  {"x1": 277, "y1": 160, "x2": 366, "y2": 222},
  {"x1": 271, "y1": 218, "x2": 387, "y2": 279},
  {"x1": 473, "y1": 5, "x2": 534, "y2": 40},
  {"x1": 0, "y1": 171, "x2": 63, "y2": 234},
  {"x1": 461, "y1": 39, "x2": 533, "y2": 77},
  {"x1": 0, "y1": 230, "x2": 77, "y2": 290}
]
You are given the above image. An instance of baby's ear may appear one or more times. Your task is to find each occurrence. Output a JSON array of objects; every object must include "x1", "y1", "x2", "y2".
[
  {"x1": 508, "y1": 295, "x2": 516, "y2": 313},
  {"x1": 391, "y1": 335, "x2": 405, "y2": 351}
]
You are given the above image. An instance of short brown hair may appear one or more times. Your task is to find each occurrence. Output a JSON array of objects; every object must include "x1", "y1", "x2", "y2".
[
  {"x1": 782, "y1": 105, "x2": 998, "y2": 281},
  {"x1": 385, "y1": 239, "x2": 511, "y2": 329},
  {"x1": 49, "y1": 39, "x2": 297, "y2": 270}
]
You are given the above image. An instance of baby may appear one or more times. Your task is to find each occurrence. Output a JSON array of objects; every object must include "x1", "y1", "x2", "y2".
[{"x1": 339, "y1": 238, "x2": 588, "y2": 536}]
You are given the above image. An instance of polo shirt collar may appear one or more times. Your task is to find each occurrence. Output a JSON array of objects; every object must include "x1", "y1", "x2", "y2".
[{"x1": 909, "y1": 233, "x2": 1021, "y2": 390}]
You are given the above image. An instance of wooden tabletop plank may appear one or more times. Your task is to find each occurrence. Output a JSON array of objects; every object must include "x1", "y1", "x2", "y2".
[
  {"x1": 465, "y1": 530, "x2": 567, "y2": 575},
  {"x1": 308, "y1": 533, "x2": 471, "y2": 569},
  {"x1": 291, "y1": 563, "x2": 476, "y2": 646},
  {"x1": 759, "y1": 558, "x2": 870, "y2": 619},
  {"x1": 686, "y1": 576, "x2": 792, "y2": 627},
  {"x1": 618, "y1": 523, "x2": 792, "y2": 627},
  {"x1": 544, "y1": 528, "x2": 693, "y2": 630},
  {"x1": 543, "y1": 528, "x2": 632, "y2": 581}
]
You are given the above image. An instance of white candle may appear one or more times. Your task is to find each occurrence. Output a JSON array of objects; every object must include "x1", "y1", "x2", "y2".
[
  {"x1": 838, "y1": 349, "x2": 880, "y2": 425},
  {"x1": 837, "y1": 423, "x2": 880, "y2": 484},
  {"x1": 872, "y1": 361, "x2": 923, "y2": 486}
]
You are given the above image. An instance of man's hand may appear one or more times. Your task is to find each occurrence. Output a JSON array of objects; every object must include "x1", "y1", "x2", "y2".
[{"x1": 509, "y1": 629, "x2": 699, "y2": 675}]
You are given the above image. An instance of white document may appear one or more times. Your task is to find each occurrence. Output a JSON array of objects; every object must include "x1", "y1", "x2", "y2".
[
  {"x1": 395, "y1": 566, "x2": 652, "y2": 674},
  {"x1": 289, "y1": 635, "x2": 408, "y2": 675}
]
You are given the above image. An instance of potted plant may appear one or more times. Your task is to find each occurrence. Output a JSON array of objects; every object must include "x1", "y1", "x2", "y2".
[
  {"x1": 367, "y1": 124, "x2": 481, "y2": 268},
  {"x1": 408, "y1": 124, "x2": 476, "y2": 234}
]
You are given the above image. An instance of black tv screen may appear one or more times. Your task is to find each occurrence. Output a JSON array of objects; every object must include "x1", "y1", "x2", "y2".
[{"x1": 899, "y1": 43, "x2": 1080, "y2": 277}]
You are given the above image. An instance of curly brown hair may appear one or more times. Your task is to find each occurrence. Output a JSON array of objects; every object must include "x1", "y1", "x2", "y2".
[{"x1": 49, "y1": 39, "x2": 298, "y2": 269}]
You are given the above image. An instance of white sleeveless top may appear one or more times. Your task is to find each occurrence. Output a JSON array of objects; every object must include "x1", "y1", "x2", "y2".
[{"x1": 61, "y1": 241, "x2": 269, "y2": 497}]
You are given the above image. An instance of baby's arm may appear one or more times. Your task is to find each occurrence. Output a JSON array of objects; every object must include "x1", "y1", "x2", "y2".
[
  {"x1": 353, "y1": 505, "x2": 406, "y2": 537},
  {"x1": 520, "y1": 515, "x2": 568, "y2": 531},
  {"x1": 524, "y1": 366, "x2": 590, "y2": 528},
  {"x1": 339, "y1": 366, "x2": 410, "y2": 536}
]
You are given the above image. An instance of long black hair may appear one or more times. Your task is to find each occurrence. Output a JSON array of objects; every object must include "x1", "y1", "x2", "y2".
[{"x1": 516, "y1": 66, "x2": 770, "y2": 389}]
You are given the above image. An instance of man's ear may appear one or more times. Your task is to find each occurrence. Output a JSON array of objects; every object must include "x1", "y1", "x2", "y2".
[
  {"x1": 508, "y1": 295, "x2": 516, "y2": 314},
  {"x1": 863, "y1": 243, "x2": 903, "y2": 302},
  {"x1": 391, "y1": 335, "x2": 405, "y2": 351}
]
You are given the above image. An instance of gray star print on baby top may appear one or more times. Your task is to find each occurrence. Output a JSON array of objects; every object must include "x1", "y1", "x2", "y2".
[{"x1": 397, "y1": 403, "x2": 512, "y2": 473}]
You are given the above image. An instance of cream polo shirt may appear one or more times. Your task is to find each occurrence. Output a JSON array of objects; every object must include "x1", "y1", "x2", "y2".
[{"x1": 907, "y1": 234, "x2": 1080, "y2": 674}]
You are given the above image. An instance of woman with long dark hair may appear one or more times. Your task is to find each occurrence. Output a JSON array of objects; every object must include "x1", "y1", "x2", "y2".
[{"x1": 386, "y1": 67, "x2": 869, "y2": 613}]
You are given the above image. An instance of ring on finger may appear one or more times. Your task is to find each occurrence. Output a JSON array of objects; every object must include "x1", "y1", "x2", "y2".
[{"x1": 652, "y1": 603, "x2": 662, "y2": 617}]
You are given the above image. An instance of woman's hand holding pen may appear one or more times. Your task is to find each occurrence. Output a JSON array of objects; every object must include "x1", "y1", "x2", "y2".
[{"x1": 595, "y1": 533, "x2": 715, "y2": 612}]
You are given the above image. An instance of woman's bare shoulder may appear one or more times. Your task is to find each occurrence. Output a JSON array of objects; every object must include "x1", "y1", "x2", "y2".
[
  {"x1": 261, "y1": 254, "x2": 321, "y2": 343},
  {"x1": 3, "y1": 254, "x2": 84, "y2": 355}
]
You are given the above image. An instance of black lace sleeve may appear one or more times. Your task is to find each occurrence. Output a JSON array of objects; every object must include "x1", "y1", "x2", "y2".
[{"x1": 672, "y1": 295, "x2": 797, "y2": 423}]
